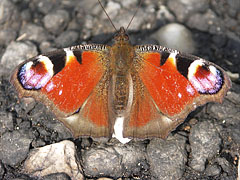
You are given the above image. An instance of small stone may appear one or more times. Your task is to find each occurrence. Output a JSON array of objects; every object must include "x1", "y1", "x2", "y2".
[
  {"x1": 42, "y1": 172, "x2": 71, "y2": 180},
  {"x1": 82, "y1": 142, "x2": 146, "y2": 178},
  {"x1": 0, "y1": 29, "x2": 17, "y2": 46},
  {"x1": 113, "y1": 9, "x2": 146, "y2": 31},
  {"x1": 187, "y1": 13, "x2": 209, "y2": 32},
  {"x1": 97, "y1": 178, "x2": 114, "y2": 180},
  {"x1": 23, "y1": 140, "x2": 83, "y2": 180},
  {"x1": 215, "y1": 157, "x2": 235, "y2": 175},
  {"x1": 156, "y1": 5, "x2": 175, "y2": 22},
  {"x1": 0, "y1": 0, "x2": 21, "y2": 30},
  {"x1": 167, "y1": 0, "x2": 209, "y2": 22},
  {"x1": 104, "y1": 1, "x2": 121, "y2": 19},
  {"x1": 208, "y1": 93, "x2": 239, "y2": 125},
  {"x1": 1, "y1": 41, "x2": 38, "y2": 70},
  {"x1": 37, "y1": 0, "x2": 57, "y2": 15},
  {"x1": 43, "y1": 10, "x2": 70, "y2": 35},
  {"x1": 153, "y1": 23, "x2": 195, "y2": 54},
  {"x1": 55, "y1": 30, "x2": 79, "y2": 48},
  {"x1": 0, "y1": 130, "x2": 33, "y2": 166},
  {"x1": 147, "y1": 135, "x2": 187, "y2": 179},
  {"x1": 189, "y1": 121, "x2": 222, "y2": 172},
  {"x1": 120, "y1": 0, "x2": 138, "y2": 8},
  {"x1": 39, "y1": 41, "x2": 56, "y2": 53},
  {"x1": 19, "y1": 23, "x2": 50, "y2": 43},
  {"x1": 0, "y1": 112, "x2": 14, "y2": 135},
  {"x1": 205, "y1": 164, "x2": 221, "y2": 177},
  {"x1": 0, "y1": 161, "x2": 5, "y2": 179}
]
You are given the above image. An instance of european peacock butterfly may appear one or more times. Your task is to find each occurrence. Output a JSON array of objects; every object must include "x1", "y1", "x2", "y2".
[{"x1": 10, "y1": 3, "x2": 231, "y2": 144}]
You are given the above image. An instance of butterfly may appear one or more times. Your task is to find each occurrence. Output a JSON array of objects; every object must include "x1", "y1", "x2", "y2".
[{"x1": 10, "y1": 24, "x2": 231, "y2": 143}]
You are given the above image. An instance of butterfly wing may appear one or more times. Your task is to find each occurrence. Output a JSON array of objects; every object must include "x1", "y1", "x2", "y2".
[
  {"x1": 123, "y1": 45, "x2": 231, "y2": 139},
  {"x1": 11, "y1": 44, "x2": 112, "y2": 137}
]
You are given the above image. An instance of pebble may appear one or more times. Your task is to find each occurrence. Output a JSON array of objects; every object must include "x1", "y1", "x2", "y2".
[
  {"x1": 153, "y1": 23, "x2": 195, "y2": 54},
  {"x1": 147, "y1": 135, "x2": 187, "y2": 179},
  {"x1": 43, "y1": 10, "x2": 70, "y2": 35},
  {"x1": 0, "y1": 130, "x2": 33, "y2": 166},
  {"x1": 55, "y1": 30, "x2": 79, "y2": 47},
  {"x1": 208, "y1": 91, "x2": 239, "y2": 125},
  {"x1": 42, "y1": 172, "x2": 71, "y2": 180},
  {"x1": 156, "y1": 5, "x2": 175, "y2": 22},
  {"x1": 0, "y1": 0, "x2": 21, "y2": 30},
  {"x1": 1, "y1": 41, "x2": 38, "y2": 70},
  {"x1": 23, "y1": 140, "x2": 83, "y2": 180},
  {"x1": 189, "y1": 121, "x2": 222, "y2": 172},
  {"x1": 82, "y1": 142, "x2": 146, "y2": 178},
  {"x1": 0, "y1": 112, "x2": 14, "y2": 135},
  {"x1": 215, "y1": 157, "x2": 235, "y2": 175},
  {"x1": 0, "y1": 29, "x2": 17, "y2": 46},
  {"x1": 167, "y1": 0, "x2": 209, "y2": 22},
  {"x1": 105, "y1": 1, "x2": 121, "y2": 19},
  {"x1": 0, "y1": 161, "x2": 4, "y2": 179},
  {"x1": 37, "y1": 0, "x2": 57, "y2": 15},
  {"x1": 205, "y1": 164, "x2": 221, "y2": 177},
  {"x1": 19, "y1": 23, "x2": 50, "y2": 43}
]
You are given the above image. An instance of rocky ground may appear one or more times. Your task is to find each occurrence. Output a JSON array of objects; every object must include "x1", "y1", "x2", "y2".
[{"x1": 0, "y1": 0, "x2": 239, "y2": 179}]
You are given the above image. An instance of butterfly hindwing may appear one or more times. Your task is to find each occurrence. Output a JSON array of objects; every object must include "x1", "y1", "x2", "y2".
[{"x1": 11, "y1": 44, "x2": 112, "y2": 137}]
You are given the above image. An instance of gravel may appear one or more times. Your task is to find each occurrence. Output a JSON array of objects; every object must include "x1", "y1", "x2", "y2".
[
  {"x1": 0, "y1": 130, "x2": 33, "y2": 166},
  {"x1": 0, "y1": 0, "x2": 239, "y2": 179}
]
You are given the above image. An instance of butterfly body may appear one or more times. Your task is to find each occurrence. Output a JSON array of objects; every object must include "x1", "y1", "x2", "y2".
[{"x1": 10, "y1": 27, "x2": 231, "y2": 143}]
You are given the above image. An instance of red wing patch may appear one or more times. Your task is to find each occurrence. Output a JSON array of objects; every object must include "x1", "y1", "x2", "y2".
[
  {"x1": 41, "y1": 51, "x2": 105, "y2": 115},
  {"x1": 138, "y1": 52, "x2": 199, "y2": 117}
]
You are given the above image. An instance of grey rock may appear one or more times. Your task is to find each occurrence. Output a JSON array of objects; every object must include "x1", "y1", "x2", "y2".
[
  {"x1": 0, "y1": 0, "x2": 21, "y2": 30},
  {"x1": 120, "y1": 0, "x2": 138, "y2": 8},
  {"x1": 153, "y1": 23, "x2": 195, "y2": 54},
  {"x1": 104, "y1": 1, "x2": 121, "y2": 19},
  {"x1": 31, "y1": 139, "x2": 46, "y2": 148},
  {"x1": 37, "y1": 0, "x2": 58, "y2": 15},
  {"x1": 55, "y1": 30, "x2": 79, "y2": 47},
  {"x1": 20, "y1": 9, "x2": 31, "y2": 22},
  {"x1": 0, "y1": 130, "x2": 33, "y2": 166},
  {"x1": 82, "y1": 142, "x2": 146, "y2": 178},
  {"x1": 208, "y1": 85, "x2": 240, "y2": 125},
  {"x1": 168, "y1": 0, "x2": 209, "y2": 22},
  {"x1": 0, "y1": 161, "x2": 4, "y2": 179},
  {"x1": 205, "y1": 164, "x2": 221, "y2": 177},
  {"x1": 39, "y1": 41, "x2": 56, "y2": 53},
  {"x1": 19, "y1": 23, "x2": 50, "y2": 43},
  {"x1": 229, "y1": 124, "x2": 240, "y2": 144},
  {"x1": 156, "y1": 5, "x2": 175, "y2": 22},
  {"x1": 0, "y1": 112, "x2": 14, "y2": 135},
  {"x1": 215, "y1": 157, "x2": 235, "y2": 175},
  {"x1": 42, "y1": 172, "x2": 71, "y2": 180},
  {"x1": 113, "y1": 9, "x2": 146, "y2": 31},
  {"x1": 226, "y1": 0, "x2": 240, "y2": 17},
  {"x1": 187, "y1": 9, "x2": 223, "y2": 34},
  {"x1": 40, "y1": 116, "x2": 72, "y2": 140},
  {"x1": 43, "y1": 10, "x2": 70, "y2": 35},
  {"x1": 189, "y1": 121, "x2": 222, "y2": 172},
  {"x1": 1, "y1": 41, "x2": 38, "y2": 70},
  {"x1": 147, "y1": 135, "x2": 187, "y2": 180},
  {"x1": 187, "y1": 13, "x2": 210, "y2": 32},
  {"x1": 0, "y1": 29, "x2": 17, "y2": 46},
  {"x1": 23, "y1": 140, "x2": 83, "y2": 180}
]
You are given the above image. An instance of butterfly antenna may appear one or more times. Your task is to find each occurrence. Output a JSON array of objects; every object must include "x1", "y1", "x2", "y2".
[
  {"x1": 126, "y1": 0, "x2": 143, "y2": 31},
  {"x1": 98, "y1": 0, "x2": 117, "y2": 32}
]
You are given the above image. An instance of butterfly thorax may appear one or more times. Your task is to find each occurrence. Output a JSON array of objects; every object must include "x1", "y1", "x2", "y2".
[{"x1": 109, "y1": 27, "x2": 134, "y2": 115}]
